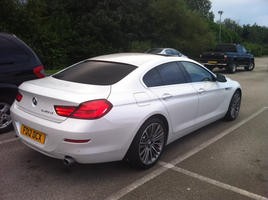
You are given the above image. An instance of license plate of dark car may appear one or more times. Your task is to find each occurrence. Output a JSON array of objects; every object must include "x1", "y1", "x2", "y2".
[{"x1": 208, "y1": 61, "x2": 217, "y2": 63}]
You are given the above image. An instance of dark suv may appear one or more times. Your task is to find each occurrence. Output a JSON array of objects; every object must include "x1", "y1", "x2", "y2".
[{"x1": 0, "y1": 32, "x2": 45, "y2": 134}]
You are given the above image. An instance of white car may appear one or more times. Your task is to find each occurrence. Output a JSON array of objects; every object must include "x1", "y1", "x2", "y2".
[{"x1": 11, "y1": 53, "x2": 241, "y2": 169}]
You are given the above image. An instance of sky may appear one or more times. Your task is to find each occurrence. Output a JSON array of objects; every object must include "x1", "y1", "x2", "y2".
[{"x1": 209, "y1": 0, "x2": 268, "y2": 27}]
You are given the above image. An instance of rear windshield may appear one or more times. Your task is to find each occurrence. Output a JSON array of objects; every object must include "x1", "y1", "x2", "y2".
[
  {"x1": 215, "y1": 45, "x2": 237, "y2": 52},
  {"x1": 0, "y1": 37, "x2": 30, "y2": 64},
  {"x1": 146, "y1": 49, "x2": 163, "y2": 54},
  {"x1": 53, "y1": 61, "x2": 137, "y2": 85}
]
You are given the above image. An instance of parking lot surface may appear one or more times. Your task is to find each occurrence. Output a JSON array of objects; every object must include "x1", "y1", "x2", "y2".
[{"x1": 1, "y1": 57, "x2": 267, "y2": 200}]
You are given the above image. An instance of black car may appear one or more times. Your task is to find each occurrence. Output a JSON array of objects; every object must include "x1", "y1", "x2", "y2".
[{"x1": 0, "y1": 32, "x2": 45, "y2": 134}]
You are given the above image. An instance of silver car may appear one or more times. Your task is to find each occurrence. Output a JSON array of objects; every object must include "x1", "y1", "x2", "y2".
[{"x1": 146, "y1": 48, "x2": 188, "y2": 58}]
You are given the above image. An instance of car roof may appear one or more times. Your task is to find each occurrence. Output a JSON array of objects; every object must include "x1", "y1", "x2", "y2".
[{"x1": 88, "y1": 53, "x2": 185, "y2": 67}]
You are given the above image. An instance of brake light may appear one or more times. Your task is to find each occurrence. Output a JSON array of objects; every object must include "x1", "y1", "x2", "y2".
[
  {"x1": 33, "y1": 66, "x2": 45, "y2": 78},
  {"x1": 16, "y1": 92, "x2": 23, "y2": 102},
  {"x1": 54, "y1": 106, "x2": 76, "y2": 117},
  {"x1": 54, "y1": 100, "x2": 113, "y2": 119},
  {"x1": 224, "y1": 55, "x2": 227, "y2": 60}
]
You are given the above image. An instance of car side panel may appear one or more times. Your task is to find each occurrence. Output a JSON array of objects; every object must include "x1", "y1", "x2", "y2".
[
  {"x1": 191, "y1": 81, "x2": 229, "y2": 124},
  {"x1": 149, "y1": 83, "x2": 198, "y2": 136}
]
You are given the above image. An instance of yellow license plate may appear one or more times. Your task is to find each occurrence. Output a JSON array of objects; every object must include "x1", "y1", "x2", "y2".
[
  {"x1": 20, "y1": 124, "x2": 46, "y2": 144},
  {"x1": 208, "y1": 61, "x2": 217, "y2": 64}
]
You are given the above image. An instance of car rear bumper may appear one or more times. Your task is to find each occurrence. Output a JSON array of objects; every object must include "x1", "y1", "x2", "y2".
[{"x1": 10, "y1": 102, "x2": 137, "y2": 164}]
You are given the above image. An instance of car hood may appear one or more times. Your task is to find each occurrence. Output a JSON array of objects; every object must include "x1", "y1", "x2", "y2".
[{"x1": 15, "y1": 76, "x2": 111, "y2": 122}]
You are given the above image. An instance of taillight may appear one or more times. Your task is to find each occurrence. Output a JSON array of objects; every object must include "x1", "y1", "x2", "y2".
[
  {"x1": 33, "y1": 66, "x2": 45, "y2": 78},
  {"x1": 224, "y1": 55, "x2": 227, "y2": 60},
  {"x1": 54, "y1": 100, "x2": 113, "y2": 120},
  {"x1": 16, "y1": 92, "x2": 23, "y2": 102},
  {"x1": 54, "y1": 106, "x2": 76, "y2": 117}
]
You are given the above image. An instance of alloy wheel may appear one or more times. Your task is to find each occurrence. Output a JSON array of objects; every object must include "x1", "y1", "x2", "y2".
[{"x1": 139, "y1": 123, "x2": 165, "y2": 165}]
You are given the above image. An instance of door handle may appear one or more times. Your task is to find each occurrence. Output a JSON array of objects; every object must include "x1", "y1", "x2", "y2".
[
  {"x1": 162, "y1": 94, "x2": 172, "y2": 101},
  {"x1": 198, "y1": 89, "x2": 205, "y2": 95}
]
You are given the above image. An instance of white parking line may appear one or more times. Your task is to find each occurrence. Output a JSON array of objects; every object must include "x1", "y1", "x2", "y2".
[
  {"x1": 160, "y1": 162, "x2": 268, "y2": 200},
  {"x1": 106, "y1": 107, "x2": 268, "y2": 200},
  {"x1": 0, "y1": 137, "x2": 19, "y2": 145}
]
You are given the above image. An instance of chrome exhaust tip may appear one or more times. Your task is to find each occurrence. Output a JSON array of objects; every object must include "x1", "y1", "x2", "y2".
[
  {"x1": 63, "y1": 156, "x2": 76, "y2": 166},
  {"x1": 13, "y1": 132, "x2": 18, "y2": 137}
]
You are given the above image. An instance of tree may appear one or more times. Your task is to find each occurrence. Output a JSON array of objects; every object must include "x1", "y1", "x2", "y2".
[
  {"x1": 150, "y1": 0, "x2": 216, "y2": 57},
  {"x1": 0, "y1": 0, "x2": 21, "y2": 32},
  {"x1": 185, "y1": 0, "x2": 214, "y2": 21}
]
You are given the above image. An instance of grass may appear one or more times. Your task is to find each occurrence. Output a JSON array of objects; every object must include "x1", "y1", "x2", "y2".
[{"x1": 45, "y1": 69, "x2": 62, "y2": 75}]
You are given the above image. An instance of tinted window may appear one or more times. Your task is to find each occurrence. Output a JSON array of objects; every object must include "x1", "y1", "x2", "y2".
[
  {"x1": 242, "y1": 46, "x2": 247, "y2": 54},
  {"x1": 0, "y1": 37, "x2": 29, "y2": 64},
  {"x1": 157, "y1": 62, "x2": 186, "y2": 85},
  {"x1": 237, "y1": 46, "x2": 243, "y2": 54},
  {"x1": 143, "y1": 68, "x2": 163, "y2": 87},
  {"x1": 171, "y1": 49, "x2": 180, "y2": 56},
  {"x1": 143, "y1": 62, "x2": 186, "y2": 87},
  {"x1": 146, "y1": 49, "x2": 163, "y2": 54},
  {"x1": 181, "y1": 62, "x2": 214, "y2": 82},
  {"x1": 53, "y1": 61, "x2": 137, "y2": 85},
  {"x1": 165, "y1": 49, "x2": 172, "y2": 55},
  {"x1": 215, "y1": 45, "x2": 236, "y2": 52}
]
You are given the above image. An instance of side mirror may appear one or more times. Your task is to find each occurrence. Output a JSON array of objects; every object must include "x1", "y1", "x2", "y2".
[{"x1": 217, "y1": 74, "x2": 227, "y2": 82}]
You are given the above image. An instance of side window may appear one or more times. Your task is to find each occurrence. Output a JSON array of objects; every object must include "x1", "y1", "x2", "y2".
[
  {"x1": 0, "y1": 37, "x2": 29, "y2": 64},
  {"x1": 242, "y1": 46, "x2": 247, "y2": 54},
  {"x1": 157, "y1": 62, "x2": 186, "y2": 85},
  {"x1": 143, "y1": 62, "x2": 187, "y2": 87},
  {"x1": 171, "y1": 49, "x2": 179, "y2": 56},
  {"x1": 165, "y1": 49, "x2": 172, "y2": 55},
  {"x1": 237, "y1": 46, "x2": 243, "y2": 54},
  {"x1": 143, "y1": 68, "x2": 163, "y2": 87},
  {"x1": 181, "y1": 62, "x2": 214, "y2": 82}
]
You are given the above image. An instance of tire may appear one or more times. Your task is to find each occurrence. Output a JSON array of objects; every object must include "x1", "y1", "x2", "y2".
[
  {"x1": 207, "y1": 66, "x2": 213, "y2": 71},
  {"x1": 0, "y1": 96, "x2": 14, "y2": 134},
  {"x1": 125, "y1": 118, "x2": 167, "y2": 169},
  {"x1": 244, "y1": 61, "x2": 255, "y2": 71},
  {"x1": 204, "y1": 65, "x2": 213, "y2": 71},
  {"x1": 223, "y1": 90, "x2": 241, "y2": 121},
  {"x1": 227, "y1": 61, "x2": 237, "y2": 74}
]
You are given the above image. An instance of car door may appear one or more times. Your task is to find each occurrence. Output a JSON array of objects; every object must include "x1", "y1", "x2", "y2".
[
  {"x1": 180, "y1": 61, "x2": 228, "y2": 125},
  {"x1": 236, "y1": 45, "x2": 245, "y2": 65},
  {"x1": 242, "y1": 46, "x2": 251, "y2": 65},
  {"x1": 143, "y1": 62, "x2": 198, "y2": 135}
]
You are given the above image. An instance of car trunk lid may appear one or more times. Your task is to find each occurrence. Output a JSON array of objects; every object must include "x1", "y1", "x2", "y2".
[{"x1": 16, "y1": 77, "x2": 111, "y2": 123}]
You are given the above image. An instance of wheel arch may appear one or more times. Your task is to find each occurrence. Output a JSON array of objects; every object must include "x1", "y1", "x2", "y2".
[
  {"x1": 123, "y1": 113, "x2": 169, "y2": 168},
  {"x1": 123, "y1": 113, "x2": 170, "y2": 158},
  {"x1": 146, "y1": 114, "x2": 169, "y2": 144},
  {"x1": 0, "y1": 83, "x2": 18, "y2": 99},
  {"x1": 236, "y1": 88, "x2": 242, "y2": 96},
  {"x1": 231, "y1": 57, "x2": 238, "y2": 62}
]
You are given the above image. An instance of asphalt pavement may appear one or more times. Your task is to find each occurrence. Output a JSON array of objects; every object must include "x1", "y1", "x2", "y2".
[{"x1": 0, "y1": 57, "x2": 267, "y2": 200}]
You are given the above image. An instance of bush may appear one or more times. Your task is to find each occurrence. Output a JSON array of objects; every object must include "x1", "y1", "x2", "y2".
[{"x1": 243, "y1": 43, "x2": 264, "y2": 57}]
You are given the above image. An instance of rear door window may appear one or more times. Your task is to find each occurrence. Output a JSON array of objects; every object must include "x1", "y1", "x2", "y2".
[
  {"x1": 53, "y1": 61, "x2": 137, "y2": 85},
  {"x1": 143, "y1": 62, "x2": 186, "y2": 87},
  {"x1": 0, "y1": 37, "x2": 30, "y2": 64}
]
